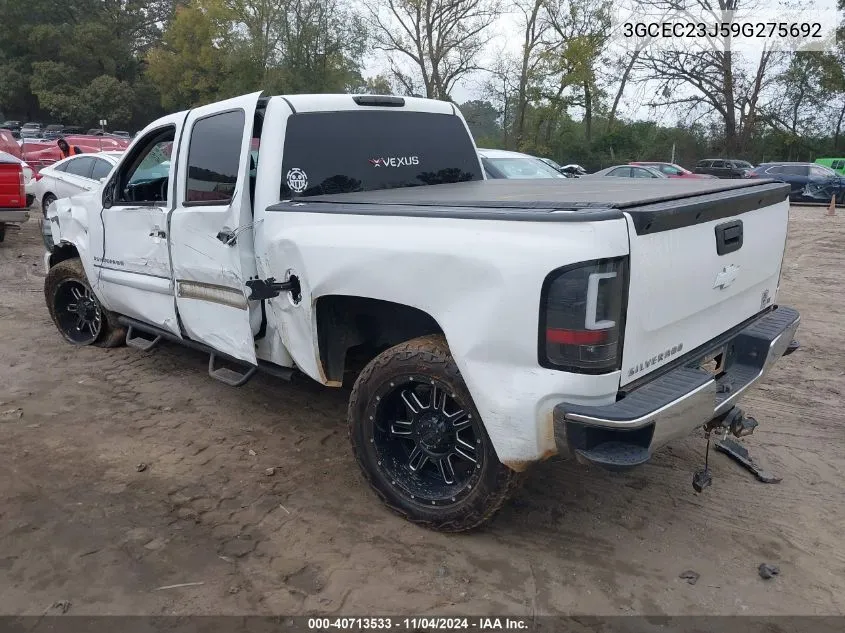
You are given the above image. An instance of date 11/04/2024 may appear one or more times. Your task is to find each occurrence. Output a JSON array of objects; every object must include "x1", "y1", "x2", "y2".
[{"x1": 307, "y1": 617, "x2": 530, "y2": 630}]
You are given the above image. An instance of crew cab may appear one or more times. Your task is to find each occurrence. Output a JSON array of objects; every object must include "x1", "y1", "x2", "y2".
[
  {"x1": 0, "y1": 152, "x2": 29, "y2": 242},
  {"x1": 42, "y1": 93, "x2": 800, "y2": 531}
]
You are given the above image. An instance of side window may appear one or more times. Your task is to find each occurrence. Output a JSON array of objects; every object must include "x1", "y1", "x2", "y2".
[
  {"x1": 832, "y1": 160, "x2": 844, "y2": 170},
  {"x1": 661, "y1": 165, "x2": 681, "y2": 175},
  {"x1": 712, "y1": 160, "x2": 725, "y2": 168},
  {"x1": 53, "y1": 160, "x2": 70, "y2": 173},
  {"x1": 765, "y1": 165, "x2": 782, "y2": 174},
  {"x1": 115, "y1": 126, "x2": 175, "y2": 205},
  {"x1": 696, "y1": 160, "x2": 709, "y2": 168},
  {"x1": 185, "y1": 110, "x2": 245, "y2": 204},
  {"x1": 809, "y1": 165, "x2": 831, "y2": 178},
  {"x1": 610, "y1": 167, "x2": 631, "y2": 177},
  {"x1": 91, "y1": 158, "x2": 112, "y2": 181},
  {"x1": 65, "y1": 156, "x2": 96, "y2": 179}
]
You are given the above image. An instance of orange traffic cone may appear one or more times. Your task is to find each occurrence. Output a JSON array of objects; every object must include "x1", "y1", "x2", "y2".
[{"x1": 828, "y1": 193, "x2": 836, "y2": 216}]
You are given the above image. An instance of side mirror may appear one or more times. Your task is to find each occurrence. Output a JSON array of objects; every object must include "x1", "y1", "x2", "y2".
[{"x1": 102, "y1": 181, "x2": 114, "y2": 209}]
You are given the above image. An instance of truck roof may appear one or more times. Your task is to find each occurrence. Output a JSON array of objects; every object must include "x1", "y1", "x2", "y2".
[{"x1": 269, "y1": 178, "x2": 789, "y2": 235}]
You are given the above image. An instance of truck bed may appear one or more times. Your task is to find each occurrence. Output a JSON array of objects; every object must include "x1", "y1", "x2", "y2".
[{"x1": 268, "y1": 178, "x2": 790, "y2": 233}]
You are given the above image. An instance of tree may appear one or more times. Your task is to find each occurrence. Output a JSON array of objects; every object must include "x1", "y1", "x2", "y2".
[
  {"x1": 635, "y1": 0, "x2": 780, "y2": 153},
  {"x1": 146, "y1": 0, "x2": 236, "y2": 110},
  {"x1": 459, "y1": 99, "x2": 501, "y2": 143},
  {"x1": 368, "y1": 0, "x2": 501, "y2": 99}
]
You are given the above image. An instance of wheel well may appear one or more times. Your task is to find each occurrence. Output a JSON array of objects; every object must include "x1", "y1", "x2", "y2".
[
  {"x1": 316, "y1": 295, "x2": 444, "y2": 384},
  {"x1": 49, "y1": 243, "x2": 79, "y2": 268}
]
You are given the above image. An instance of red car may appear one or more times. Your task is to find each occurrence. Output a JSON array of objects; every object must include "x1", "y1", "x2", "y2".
[
  {"x1": 21, "y1": 134, "x2": 130, "y2": 172},
  {"x1": 0, "y1": 153, "x2": 28, "y2": 242},
  {"x1": 630, "y1": 161, "x2": 716, "y2": 179}
]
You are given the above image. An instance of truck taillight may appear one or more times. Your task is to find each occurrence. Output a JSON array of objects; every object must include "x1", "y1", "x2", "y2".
[{"x1": 539, "y1": 257, "x2": 627, "y2": 373}]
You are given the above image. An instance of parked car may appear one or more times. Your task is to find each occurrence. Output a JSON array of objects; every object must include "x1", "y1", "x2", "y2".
[
  {"x1": 21, "y1": 134, "x2": 131, "y2": 173},
  {"x1": 694, "y1": 159, "x2": 754, "y2": 178},
  {"x1": 1, "y1": 120, "x2": 22, "y2": 131},
  {"x1": 35, "y1": 151, "x2": 122, "y2": 216},
  {"x1": 478, "y1": 148, "x2": 566, "y2": 179},
  {"x1": 0, "y1": 152, "x2": 29, "y2": 242},
  {"x1": 588, "y1": 164, "x2": 668, "y2": 178},
  {"x1": 0, "y1": 128, "x2": 22, "y2": 158},
  {"x1": 43, "y1": 92, "x2": 800, "y2": 531},
  {"x1": 814, "y1": 157, "x2": 845, "y2": 176},
  {"x1": 62, "y1": 126, "x2": 83, "y2": 135},
  {"x1": 630, "y1": 161, "x2": 716, "y2": 179},
  {"x1": 43, "y1": 124, "x2": 65, "y2": 140},
  {"x1": 20, "y1": 123, "x2": 43, "y2": 139},
  {"x1": 111, "y1": 130, "x2": 132, "y2": 139},
  {"x1": 747, "y1": 162, "x2": 845, "y2": 203}
]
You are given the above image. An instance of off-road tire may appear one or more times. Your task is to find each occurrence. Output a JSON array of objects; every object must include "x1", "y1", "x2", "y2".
[
  {"x1": 348, "y1": 334, "x2": 523, "y2": 532},
  {"x1": 45, "y1": 258, "x2": 126, "y2": 348}
]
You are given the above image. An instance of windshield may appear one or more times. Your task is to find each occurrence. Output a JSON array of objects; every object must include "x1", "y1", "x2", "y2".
[
  {"x1": 485, "y1": 157, "x2": 563, "y2": 179},
  {"x1": 280, "y1": 111, "x2": 482, "y2": 197}
]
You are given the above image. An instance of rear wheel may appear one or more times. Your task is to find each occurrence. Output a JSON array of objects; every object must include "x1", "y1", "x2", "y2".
[
  {"x1": 348, "y1": 335, "x2": 522, "y2": 532},
  {"x1": 41, "y1": 193, "x2": 56, "y2": 218},
  {"x1": 44, "y1": 258, "x2": 125, "y2": 347}
]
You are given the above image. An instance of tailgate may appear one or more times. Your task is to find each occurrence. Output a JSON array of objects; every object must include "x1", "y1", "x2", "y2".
[{"x1": 620, "y1": 182, "x2": 790, "y2": 387}]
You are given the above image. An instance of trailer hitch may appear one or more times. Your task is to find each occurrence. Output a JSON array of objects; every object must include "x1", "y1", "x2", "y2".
[{"x1": 692, "y1": 406, "x2": 777, "y2": 492}]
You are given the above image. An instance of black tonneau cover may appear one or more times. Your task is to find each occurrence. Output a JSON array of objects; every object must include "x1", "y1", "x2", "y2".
[{"x1": 267, "y1": 178, "x2": 790, "y2": 234}]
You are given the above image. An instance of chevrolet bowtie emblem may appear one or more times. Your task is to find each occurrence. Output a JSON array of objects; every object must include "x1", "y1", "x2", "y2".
[{"x1": 714, "y1": 264, "x2": 740, "y2": 290}]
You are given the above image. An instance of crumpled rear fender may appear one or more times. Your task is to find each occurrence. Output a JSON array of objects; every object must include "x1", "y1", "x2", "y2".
[{"x1": 257, "y1": 211, "x2": 631, "y2": 465}]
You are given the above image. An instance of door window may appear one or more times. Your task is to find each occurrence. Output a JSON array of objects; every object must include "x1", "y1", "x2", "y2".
[
  {"x1": 114, "y1": 126, "x2": 174, "y2": 205},
  {"x1": 608, "y1": 167, "x2": 632, "y2": 177},
  {"x1": 632, "y1": 167, "x2": 656, "y2": 178},
  {"x1": 91, "y1": 158, "x2": 113, "y2": 181},
  {"x1": 185, "y1": 110, "x2": 245, "y2": 205},
  {"x1": 711, "y1": 160, "x2": 725, "y2": 168},
  {"x1": 781, "y1": 165, "x2": 808, "y2": 176},
  {"x1": 65, "y1": 156, "x2": 96, "y2": 179}
]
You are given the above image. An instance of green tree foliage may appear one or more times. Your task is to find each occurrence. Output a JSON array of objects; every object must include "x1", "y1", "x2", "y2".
[
  {"x1": 0, "y1": 0, "x2": 169, "y2": 127},
  {"x1": 146, "y1": 0, "x2": 237, "y2": 110}
]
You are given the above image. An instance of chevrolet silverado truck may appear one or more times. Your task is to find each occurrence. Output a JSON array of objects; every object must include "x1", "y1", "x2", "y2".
[
  {"x1": 42, "y1": 93, "x2": 800, "y2": 531},
  {"x1": 0, "y1": 152, "x2": 29, "y2": 242}
]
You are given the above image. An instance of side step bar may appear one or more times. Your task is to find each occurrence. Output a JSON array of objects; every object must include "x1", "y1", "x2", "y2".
[
  {"x1": 125, "y1": 325, "x2": 162, "y2": 351},
  {"x1": 117, "y1": 316, "x2": 294, "y2": 387}
]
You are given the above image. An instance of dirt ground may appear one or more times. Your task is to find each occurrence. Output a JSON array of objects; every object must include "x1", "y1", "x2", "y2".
[{"x1": 0, "y1": 207, "x2": 843, "y2": 617}]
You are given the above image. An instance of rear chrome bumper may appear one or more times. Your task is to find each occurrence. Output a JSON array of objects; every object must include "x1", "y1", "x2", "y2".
[
  {"x1": 0, "y1": 209, "x2": 29, "y2": 223},
  {"x1": 553, "y1": 306, "x2": 800, "y2": 470}
]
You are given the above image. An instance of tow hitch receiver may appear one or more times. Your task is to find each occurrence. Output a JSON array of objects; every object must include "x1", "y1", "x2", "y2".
[{"x1": 692, "y1": 406, "x2": 775, "y2": 492}]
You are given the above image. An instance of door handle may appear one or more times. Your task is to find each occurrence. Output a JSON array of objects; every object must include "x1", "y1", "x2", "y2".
[
  {"x1": 714, "y1": 220, "x2": 743, "y2": 256},
  {"x1": 149, "y1": 228, "x2": 166, "y2": 239}
]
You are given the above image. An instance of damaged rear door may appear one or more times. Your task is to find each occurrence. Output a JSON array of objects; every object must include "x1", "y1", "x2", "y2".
[{"x1": 168, "y1": 92, "x2": 263, "y2": 365}]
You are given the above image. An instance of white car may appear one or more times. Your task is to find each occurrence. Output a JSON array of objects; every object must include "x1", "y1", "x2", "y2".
[
  {"x1": 477, "y1": 148, "x2": 566, "y2": 179},
  {"x1": 42, "y1": 93, "x2": 800, "y2": 531},
  {"x1": 35, "y1": 151, "x2": 123, "y2": 215}
]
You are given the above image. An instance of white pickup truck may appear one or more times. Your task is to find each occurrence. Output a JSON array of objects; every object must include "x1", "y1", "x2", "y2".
[{"x1": 42, "y1": 92, "x2": 800, "y2": 531}]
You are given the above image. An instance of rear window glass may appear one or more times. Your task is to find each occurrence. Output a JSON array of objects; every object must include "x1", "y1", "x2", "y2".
[
  {"x1": 280, "y1": 111, "x2": 482, "y2": 198},
  {"x1": 781, "y1": 165, "x2": 808, "y2": 176}
]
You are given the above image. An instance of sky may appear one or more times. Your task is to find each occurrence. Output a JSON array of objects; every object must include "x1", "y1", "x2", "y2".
[{"x1": 361, "y1": 0, "x2": 841, "y2": 119}]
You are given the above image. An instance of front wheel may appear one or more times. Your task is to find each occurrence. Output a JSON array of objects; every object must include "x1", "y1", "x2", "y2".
[
  {"x1": 348, "y1": 335, "x2": 523, "y2": 532},
  {"x1": 44, "y1": 258, "x2": 125, "y2": 347}
]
